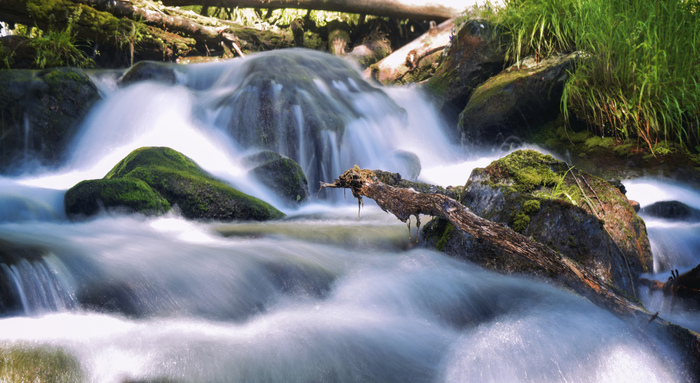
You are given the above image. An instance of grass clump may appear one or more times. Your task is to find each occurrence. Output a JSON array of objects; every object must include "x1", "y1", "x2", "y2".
[{"x1": 491, "y1": 0, "x2": 700, "y2": 152}]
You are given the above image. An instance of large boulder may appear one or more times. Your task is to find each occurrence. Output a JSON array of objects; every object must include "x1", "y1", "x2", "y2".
[
  {"x1": 458, "y1": 53, "x2": 577, "y2": 145},
  {"x1": 425, "y1": 20, "x2": 507, "y2": 127},
  {"x1": 424, "y1": 149, "x2": 652, "y2": 297},
  {"x1": 209, "y1": 49, "x2": 404, "y2": 189},
  {"x1": 65, "y1": 147, "x2": 284, "y2": 221},
  {"x1": 244, "y1": 151, "x2": 310, "y2": 206},
  {"x1": 0, "y1": 68, "x2": 100, "y2": 173}
]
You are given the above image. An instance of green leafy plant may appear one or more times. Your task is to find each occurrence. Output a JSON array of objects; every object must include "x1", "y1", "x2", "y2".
[{"x1": 29, "y1": 7, "x2": 95, "y2": 69}]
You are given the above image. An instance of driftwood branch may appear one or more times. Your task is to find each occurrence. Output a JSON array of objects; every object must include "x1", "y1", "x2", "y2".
[{"x1": 321, "y1": 167, "x2": 642, "y2": 317}]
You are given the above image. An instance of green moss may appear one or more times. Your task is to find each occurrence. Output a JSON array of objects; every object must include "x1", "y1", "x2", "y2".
[
  {"x1": 435, "y1": 220, "x2": 457, "y2": 251},
  {"x1": 511, "y1": 212, "x2": 531, "y2": 233},
  {"x1": 103, "y1": 147, "x2": 284, "y2": 221},
  {"x1": 490, "y1": 150, "x2": 562, "y2": 194},
  {"x1": 65, "y1": 177, "x2": 170, "y2": 217},
  {"x1": 463, "y1": 69, "x2": 529, "y2": 114},
  {"x1": 0, "y1": 345, "x2": 83, "y2": 382},
  {"x1": 523, "y1": 199, "x2": 541, "y2": 214},
  {"x1": 584, "y1": 136, "x2": 615, "y2": 150}
]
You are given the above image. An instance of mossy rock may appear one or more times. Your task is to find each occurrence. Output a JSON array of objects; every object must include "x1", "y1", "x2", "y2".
[
  {"x1": 426, "y1": 149, "x2": 652, "y2": 297},
  {"x1": 0, "y1": 68, "x2": 100, "y2": 173},
  {"x1": 244, "y1": 151, "x2": 310, "y2": 206},
  {"x1": 65, "y1": 147, "x2": 284, "y2": 221},
  {"x1": 425, "y1": 20, "x2": 507, "y2": 127},
  {"x1": 0, "y1": 345, "x2": 83, "y2": 383},
  {"x1": 64, "y1": 177, "x2": 171, "y2": 217},
  {"x1": 458, "y1": 53, "x2": 577, "y2": 145},
  {"x1": 528, "y1": 122, "x2": 700, "y2": 190}
]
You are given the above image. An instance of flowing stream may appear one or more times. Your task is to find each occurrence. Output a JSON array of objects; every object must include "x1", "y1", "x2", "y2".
[{"x1": 0, "y1": 49, "x2": 695, "y2": 382}]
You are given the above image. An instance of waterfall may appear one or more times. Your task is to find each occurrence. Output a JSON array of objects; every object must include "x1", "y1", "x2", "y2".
[
  {"x1": 0, "y1": 49, "x2": 694, "y2": 382},
  {"x1": 0, "y1": 253, "x2": 76, "y2": 315}
]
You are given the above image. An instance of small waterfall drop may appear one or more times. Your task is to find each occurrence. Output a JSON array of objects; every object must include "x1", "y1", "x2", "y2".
[{"x1": 0, "y1": 49, "x2": 694, "y2": 382}]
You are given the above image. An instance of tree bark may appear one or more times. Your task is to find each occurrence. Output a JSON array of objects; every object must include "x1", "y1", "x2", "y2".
[
  {"x1": 366, "y1": 17, "x2": 454, "y2": 84},
  {"x1": 160, "y1": 0, "x2": 461, "y2": 21}
]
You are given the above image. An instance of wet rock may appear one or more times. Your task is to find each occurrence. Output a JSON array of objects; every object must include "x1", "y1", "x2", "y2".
[
  {"x1": 118, "y1": 61, "x2": 177, "y2": 87},
  {"x1": 425, "y1": 20, "x2": 507, "y2": 127},
  {"x1": 0, "y1": 68, "x2": 100, "y2": 173},
  {"x1": 65, "y1": 147, "x2": 284, "y2": 221},
  {"x1": 424, "y1": 149, "x2": 652, "y2": 297},
  {"x1": 459, "y1": 53, "x2": 577, "y2": 145},
  {"x1": 244, "y1": 151, "x2": 310, "y2": 206},
  {"x1": 641, "y1": 201, "x2": 700, "y2": 221},
  {"x1": 211, "y1": 49, "x2": 404, "y2": 190},
  {"x1": 0, "y1": 35, "x2": 36, "y2": 69}
]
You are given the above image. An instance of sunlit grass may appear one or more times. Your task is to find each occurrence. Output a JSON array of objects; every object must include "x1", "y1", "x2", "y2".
[{"x1": 492, "y1": 0, "x2": 700, "y2": 152}]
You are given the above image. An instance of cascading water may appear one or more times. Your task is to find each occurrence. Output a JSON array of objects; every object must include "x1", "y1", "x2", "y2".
[{"x1": 0, "y1": 49, "x2": 694, "y2": 382}]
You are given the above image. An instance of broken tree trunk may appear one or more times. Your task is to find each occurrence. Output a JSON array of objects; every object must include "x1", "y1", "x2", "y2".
[
  {"x1": 161, "y1": 0, "x2": 461, "y2": 21},
  {"x1": 321, "y1": 167, "x2": 700, "y2": 379},
  {"x1": 365, "y1": 17, "x2": 454, "y2": 84}
]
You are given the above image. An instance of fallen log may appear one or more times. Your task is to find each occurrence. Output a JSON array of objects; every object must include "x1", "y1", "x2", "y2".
[
  {"x1": 365, "y1": 17, "x2": 454, "y2": 84},
  {"x1": 320, "y1": 166, "x2": 640, "y2": 316},
  {"x1": 160, "y1": 0, "x2": 462, "y2": 21},
  {"x1": 321, "y1": 166, "x2": 700, "y2": 379}
]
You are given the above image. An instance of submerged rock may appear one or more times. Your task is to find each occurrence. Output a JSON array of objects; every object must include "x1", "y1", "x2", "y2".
[
  {"x1": 118, "y1": 60, "x2": 177, "y2": 87},
  {"x1": 0, "y1": 68, "x2": 100, "y2": 173},
  {"x1": 641, "y1": 201, "x2": 700, "y2": 222},
  {"x1": 459, "y1": 53, "x2": 577, "y2": 145},
  {"x1": 65, "y1": 147, "x2": 284, "y2": 221},
  {"x1": 244, "y1": 151, "x2": 310, "y2": 206},
  {"x1": 424, "y1": 149, "x2": 652, "y2": 297}
]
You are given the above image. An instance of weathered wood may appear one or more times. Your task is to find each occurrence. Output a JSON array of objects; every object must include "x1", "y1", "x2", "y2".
[
  {"x1": 365, "y1": 17, "x2": 453, "y2": 84},
  {"x1": 161, "y1": 0, "x2": 461, "y2": 20},
  {"x1": 321, "y1": 167, "x2": 641, "y2": 317}
]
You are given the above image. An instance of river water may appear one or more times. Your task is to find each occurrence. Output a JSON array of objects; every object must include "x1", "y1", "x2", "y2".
[{"x1": 0, "y1": 49, "x2": 696, "y2": 382}]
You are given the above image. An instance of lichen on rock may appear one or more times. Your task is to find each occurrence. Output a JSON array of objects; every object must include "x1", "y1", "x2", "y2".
[{"x1": 425, "y1": 149, "x2": 652, "y2": 297}]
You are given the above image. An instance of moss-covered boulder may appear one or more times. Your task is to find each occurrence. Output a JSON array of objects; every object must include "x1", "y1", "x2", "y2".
[
  {"x1": 425, "y1": 20, "x2": 507, "y2": 127},
  {"x1": 0, "y1": 68, "x2": 100, "y2": 173},
  {"x1": 244, "y1": 151, "x2": 310, "y2": 206},
  {"x1": 65, "y1": 147, "x2": 284, "y2": 221},
  {"x1": 424, "y1": 149, "x2": 652, "y2": 297},
  {"x1": 458, "y1": 53, "x2": 576, "y2": 145},
  {"x1": 0, "y1": 345, "x2": 83, "y2": 383},
  {"x1": 64, "y1": 178, "x2": 171, "y2": 217}
]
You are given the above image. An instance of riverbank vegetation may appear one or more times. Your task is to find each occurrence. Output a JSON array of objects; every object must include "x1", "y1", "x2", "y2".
[{"x1": 487, "y1": 0, "x2": 700, "y2": 152}]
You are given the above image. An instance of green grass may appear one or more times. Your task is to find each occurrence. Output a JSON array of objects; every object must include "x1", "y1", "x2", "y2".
[{"x1": 490, "y1": 0, "x2": 700, "y2": 152}]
